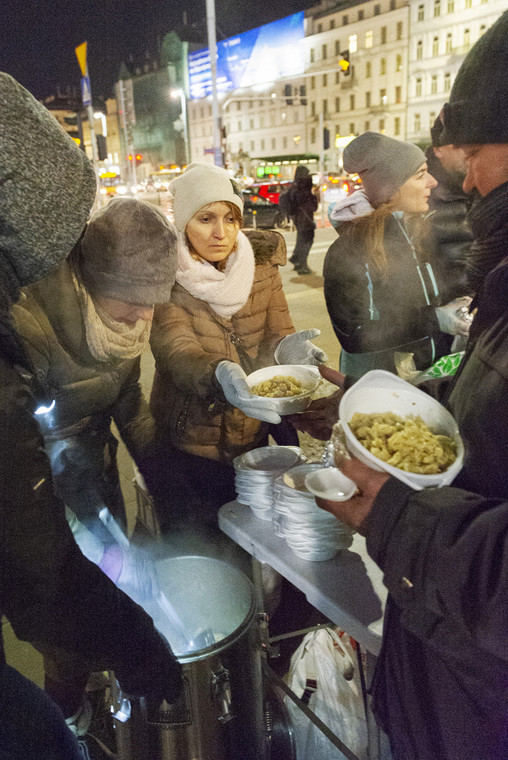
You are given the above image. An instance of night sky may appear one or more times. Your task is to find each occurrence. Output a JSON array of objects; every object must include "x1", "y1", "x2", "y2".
[{"x1": 2, "y1": 0, "x2": 314, "y2": 100}]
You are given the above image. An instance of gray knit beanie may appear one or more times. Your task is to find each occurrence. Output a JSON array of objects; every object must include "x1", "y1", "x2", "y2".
[
  {"x1": 80, "y1": 198, "x2": 178, "y2": 305},
  {"x1": 343, "y1": 132, "x2": 426, "y2": 207},
  {"x1": 170, "y1": 162, "x2": 244, "y2": 232},
  {"x1": 441, "y1": 10, "x2": 508, "y2": 145},
  {"x1": 0, "y1": 73, "x2": 96, "y2": 296}
]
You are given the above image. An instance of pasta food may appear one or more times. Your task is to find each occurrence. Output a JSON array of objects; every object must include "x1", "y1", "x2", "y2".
[
  {"x1": 251, "y1": 375, "x2": 304, "y2": 398},
  {"x1": 349, "y1": 412, "x2": 457, "y2": 474}
]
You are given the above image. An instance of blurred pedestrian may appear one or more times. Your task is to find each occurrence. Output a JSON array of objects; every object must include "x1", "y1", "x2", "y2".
[
  {"x1": 0, "y1": 72, "x2": 182, "y2": 760},
  {"x1": 325, "y1": 132, "x2": 472, "y2": 377},
  {"x1": 424, "y1": 110, "x2": 474, "y2": 303},
  {"x1": 287, "y1": 165, "x2": 319, "y2": 275},
  {"x1": 294, "y1": 12, "x2": 508, "y2": 759}
]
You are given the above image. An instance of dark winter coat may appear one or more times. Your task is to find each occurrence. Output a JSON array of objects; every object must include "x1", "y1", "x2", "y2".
[
  {"x1": 425, "y1": 148, "x2": 474, "y2": 302},
  {"x1": 365, "y1": 188, "x2": 508, "y2": 760},
  {"x1": 11, "y1": 260, "x2": 155, "y2": 523},
  {"x1": 150, "y1": 230, "x2": 294, "y2": 462},
  {"x1": 288, "y1": 169, "x2": 318, "y2": 231},
  {"x1": 323, "y1": 214, "x2": 448, "y2": 375}
]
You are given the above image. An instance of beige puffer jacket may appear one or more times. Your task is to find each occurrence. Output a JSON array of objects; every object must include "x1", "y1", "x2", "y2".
[{"x1": 150, "y1": 229, "x2": 295, "y2": 462}]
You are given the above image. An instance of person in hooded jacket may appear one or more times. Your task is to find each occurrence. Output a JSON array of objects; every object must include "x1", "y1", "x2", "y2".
[
  {"x1": 0, "y1": 72, "x2": 182, "y2": 760},
  {"x1": 325, "y1": 132, "x2": 472, "y2": 377},
  {"x1": 148, "y1": 162, "x2": 326, "y2": 531},
  {"x1": 286, "y1": 165, "x2": 319, "y2": 275}
]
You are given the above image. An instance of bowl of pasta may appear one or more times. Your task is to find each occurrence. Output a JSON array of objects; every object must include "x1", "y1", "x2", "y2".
[
  {"x1": 337, "y1": 370, "x2": 464, "y2": 490},
  {"x1": 245, "y1": 364, "x2": 321, "y2": 415}
]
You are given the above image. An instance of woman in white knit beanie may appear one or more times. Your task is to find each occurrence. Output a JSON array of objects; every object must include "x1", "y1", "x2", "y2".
[{"x1": 148, "y1": 162, "x2": 326, "y2": 530}]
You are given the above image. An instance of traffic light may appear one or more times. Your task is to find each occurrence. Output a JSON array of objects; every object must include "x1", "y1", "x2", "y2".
[
  {"x1": 338, "y1": 50, "x2": 350, "y2": 75},
  {"x1": 135, "y1": 154, "x2": 143, "y2": 163},
  {"x1": 323, "y1": 127, "x2": 330, "y2": 151},
  {"x1": 96, "y1": 134, "x2": 108, "y2": 161}
]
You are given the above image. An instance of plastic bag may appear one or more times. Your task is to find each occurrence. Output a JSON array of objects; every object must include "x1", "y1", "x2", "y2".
[
  {"x1": 395, "y1": 351, "x2": 465, "y2": 385},
  {"x1": 285, "y1": 627, "x2": 369, "y2": 760}
]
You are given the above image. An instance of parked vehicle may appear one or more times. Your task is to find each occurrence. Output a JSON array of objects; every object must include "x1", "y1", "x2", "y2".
[
  {"x1": 242, "y1": 191, "x2": 288, "y2": 229},
  {"x1": 250, "y1": 181, "x2": 292, "y2": 205}
]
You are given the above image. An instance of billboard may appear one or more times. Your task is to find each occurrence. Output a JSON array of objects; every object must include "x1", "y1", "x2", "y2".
[{"x1": 189, "y1": 12, "x2": 305, "y2": 100}]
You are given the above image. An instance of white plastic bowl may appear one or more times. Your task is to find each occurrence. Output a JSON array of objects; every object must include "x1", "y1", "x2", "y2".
[
  {"x1": 305, "y1": 468, "x2": 357, "y2": 501},
  {"x1": 338, "y1": 370, "x2": 464, "y2": 490},
  {"x1": 245, "y1": 364, "x2": 321, "y2": 415}
]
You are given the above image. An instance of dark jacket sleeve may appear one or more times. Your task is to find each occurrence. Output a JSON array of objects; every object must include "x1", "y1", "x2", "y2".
[
  {"x1": 323, "y1": 236, "x2": 440, "y2": 354},
  {"x1": 110, "y1": 358, "x2": 156, "y2": 464},
  {"x1": 364, "y1": 477, "x2": 508, "y2": 663},
  {"x1": 0, "y1": 358, "x2": 181, "y2": 700}
]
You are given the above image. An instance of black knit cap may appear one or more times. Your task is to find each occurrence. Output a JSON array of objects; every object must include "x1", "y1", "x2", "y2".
[{"x1": 441, "y1": 10, "x2": 508, "y2": 145}]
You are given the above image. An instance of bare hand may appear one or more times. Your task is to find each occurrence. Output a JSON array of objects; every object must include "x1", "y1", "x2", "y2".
[
  {"x1": 315, "y1": 456, "x2": 390, "y2": 535},
  {"x1": 286, "y1": 365, "x2": 346, "y2": 440}
]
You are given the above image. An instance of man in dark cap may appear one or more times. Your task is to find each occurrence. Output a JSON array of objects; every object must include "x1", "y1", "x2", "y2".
[
  {"x1": 0, "y1": 72, "x2": 182, "y2": 759},
  {"x1": 291, "y1": 11, "x2": 508, "y2": 760},
  {"x1": 425, "y1": 110, "x2": 474, "y2": 304}
]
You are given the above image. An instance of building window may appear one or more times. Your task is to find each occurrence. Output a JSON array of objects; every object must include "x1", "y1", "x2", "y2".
[
  {"x1": 434, "y1": 0, "x2": 441, "y2": 17},
  {"x1": 416, "y1": 77, "x2": 422, "y2": 97},
  {"x1": 397, "y1": 22, "x2": 403, "y2": 40},
  {"x1": 364, "y1": 120, "x2": 370, "y2": 131},
  {"x1": 261, "y1": 139, "x2": 265, "y2": 150},
  {"x1": 317, "y1": 23, "x2": 323, "y2": 33},
  {"x1": 374, "y1": 4, "x2": 381, "y2": 15},
  {"x1": 429, "y1": 112, "x2": 436, "y2": 127},
  {"x1": 464, "y1": 28, "x2": 470, "y2": 47},
  {"x1": 311, "y1": 127, "x2": 316, "y2": 143},
  {"x1": 335, "y1": 39, "x2": 341, "y2": 56},
  {"x1": 366, "y1": 61, "x2": 372, "y2": 77},
  {"x1": 311, "y1": 102, "x2": 316, "y2": 117},
  {"x1": 323, "y1": 73, "x2": 328, "y2": 86},
  {"x1": 380, "y1": 58, "x2": 386, "y2": 75},
  {"x1": 431, "y1": 75, "x2": 438, "y2": 94},
  {"x1": 271, "y1": 138, "x2": 276, "y2": 149},
  {"x1": 330, "y1": 19, "x2": 335, "y2": 29},
  {"x1": 444, "y1": 72, "x2": 451, "y2": 91},
  {"x1": 335, "y1": 124, "x2": 340, "y2": 137},
  {"x1": 446, "y1": 33, "x2": 453, "y2": 53},
  {"x1": 349, "y1": 94, "x2": 355, "y2": 110},
  {"x1": 366, "y1": 91, "x2": 371, "y2": 107},
  {"x1": 283, "y1": 136, "x2": 288, "y2": 148},
  {"x1": 322, "y1": 44, "x2": 328, "y2": 59},
  {"x1": 310, "y1": 76, "x2": 315, "y2": 89},
  {"x1": 395, "y1": 85, "x2": 402, "y2": 103},
  {"x1": 414, "y1": 113, "x2": 421, "y2": 132},
  {"x1": 358, "y1": 10, "x2": 364, "y2": 20},
  {"x1": 417, "y1": 4, "x2": 424, "y2": 21},
  {"x1": 433, "y1": 36, "x2": 439, "y2": 56},
  {"x1": 335, "y1": 71, "x2": 340, "y2": 84},
  {"x1": 381, "y1": 26, "x2": 387, "y2": 44},
  {"x1": 416, "y1": 40, "x2": 423, "y2": 60},
  {"x1": 335, "y1": 96, "x2": 341, "y2": 112},
  {"x1": 390, "y1": 0, "x2": 396, "y2": 9},
  {"x1": 310, "y1": 49, "x2": 315, "y2": 63},
  {"x1": 465, "y1": 0, "x2": 471, "y2": 7},
  {"x1": 379, "y1": 118, "x2": 385, "y2": 133},
  {"x1": 323, "y1": 99, "x2": 329, "y2": 117},
  {"x1": 365, "y1": 30, "x2": 373, "y2": 48},
  {"x1": 380, "y1": 88, "x2": 387, "y2": 106},
  {"x1": 349, "y1": 34, "x2": 357, "y2": 53},
  {"x1": 342, "y1": 15, "x2": 348, "y2": 25},
  {"x1": 249, "y1": 118, "x2": 254, "y2": 129},
  {"x1": 394, "y1": 117, "x2": 400, "y2": 135},
  {"x1": 238, "y1": 121, "x2": 242, "y2": 131},
  {"x1": 250, "y1": 140, "x2": 255, "y2": 151},
  {"x1": 447, "y1": 0, "x2": 454, "y2": 11},
  {"x1": 396, "y1": 53, "x2": 402, "y2": 71},
  {"x1": 349, "y1": 122, "x2": 355, "y2": 135}
]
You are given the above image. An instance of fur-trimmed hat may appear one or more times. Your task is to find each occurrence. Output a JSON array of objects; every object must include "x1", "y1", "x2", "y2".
[
  {"x1": 80, "y1": 198, "x2": 178, "y2": 305},
  {"x1": 170, "y1": 163, "x2": 244, "y2": 232},
  {"x1": 441, "y1": 10, "x2": 508, "y2": 145},
  {"x1": 343, "y1": 132, "x2": 425, "y2": 207}
]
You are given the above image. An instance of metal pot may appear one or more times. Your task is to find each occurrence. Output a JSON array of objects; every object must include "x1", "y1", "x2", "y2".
[{"x1": 115, "y1": 555, "x2": 266, "y2": 760}]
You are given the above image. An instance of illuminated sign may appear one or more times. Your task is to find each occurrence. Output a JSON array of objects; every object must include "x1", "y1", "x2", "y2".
[{"x1": 189, "y1": 13, "x2": 305, "y2": 100}]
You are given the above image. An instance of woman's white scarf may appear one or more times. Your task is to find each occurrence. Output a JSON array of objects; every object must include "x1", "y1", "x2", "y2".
[
  {"x1": 69, "y1": 258, "x2": 151, "y2": 362},
  {"x1": 175, "y1": 229, "x2": 255, "y2": 318}
]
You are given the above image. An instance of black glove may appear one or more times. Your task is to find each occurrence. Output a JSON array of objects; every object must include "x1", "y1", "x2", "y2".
[{"x1": 115, "y1": 629, "x2": 183, "y2": 705}]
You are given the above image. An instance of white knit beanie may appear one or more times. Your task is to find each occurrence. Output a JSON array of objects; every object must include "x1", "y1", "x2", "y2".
[{"x1": 170, "y1": 163, "x2": 244, "y2": 232}]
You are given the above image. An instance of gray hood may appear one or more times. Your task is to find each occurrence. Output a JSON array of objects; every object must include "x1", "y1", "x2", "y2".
[{"x1": 0, "y1": 73, "x2": 97, "y2": 300}]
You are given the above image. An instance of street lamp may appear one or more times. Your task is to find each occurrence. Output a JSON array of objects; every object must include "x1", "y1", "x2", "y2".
[
  {"x1": 93, "y1": 111, "x2": 107, "y2": 137},
  {"x1": 170, "y1": 89, "x2": 189, "y2": 166}
]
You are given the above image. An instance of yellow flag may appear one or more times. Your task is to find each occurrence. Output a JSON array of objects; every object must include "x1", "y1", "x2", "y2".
[{"x1": 75, "y1": 42, "x2": 88, "y2": 76}]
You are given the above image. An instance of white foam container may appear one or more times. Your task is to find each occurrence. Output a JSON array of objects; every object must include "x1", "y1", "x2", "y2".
[
  {"x1": 338, "y1": 370, "x2": 464, "y2": 490},
  {"x1": 245, "y1": 364, "x2": 321, "y2": 415}
]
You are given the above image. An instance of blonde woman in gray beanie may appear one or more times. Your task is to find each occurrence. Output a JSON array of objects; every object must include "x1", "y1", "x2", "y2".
[
  {"x1": 149, "y1": 162, "x2": 326, "y2": 528},
  {"x1": 324, "y1": 131, "x2": 473, "y2": 377},
  {"x1": 11, "y1": 196, "x2": 180, "y2": 739}
]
